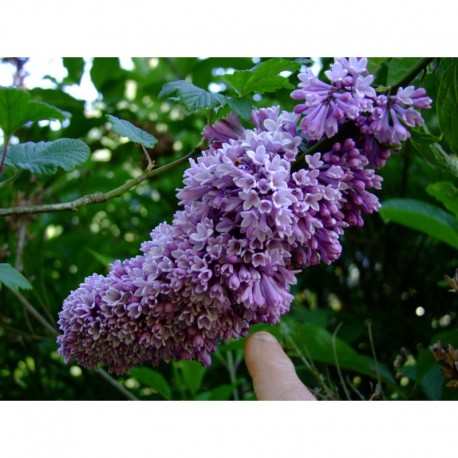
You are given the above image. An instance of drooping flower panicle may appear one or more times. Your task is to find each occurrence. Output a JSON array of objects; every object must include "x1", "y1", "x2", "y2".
[{"x1": 57, "y1": 58, "x2": 431, "y2": 374}]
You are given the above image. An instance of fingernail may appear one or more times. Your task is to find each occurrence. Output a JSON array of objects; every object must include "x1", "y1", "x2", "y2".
[{"x1": 253, "y1": 331, "x2": 278, "y2": 344}]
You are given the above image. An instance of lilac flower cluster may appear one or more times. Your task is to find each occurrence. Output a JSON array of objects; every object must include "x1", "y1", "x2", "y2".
[
  {"x1": 57, "y1": 106, "x2": 383, "y2": 373},
  {"x1": 291, "y1": 58, "x2": 432, "y2": 167},
  {"x1": 57, "y1": 58, "x2": 430, "y2": 374}
]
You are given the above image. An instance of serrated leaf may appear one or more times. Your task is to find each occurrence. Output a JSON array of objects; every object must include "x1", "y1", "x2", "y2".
[
  {"x1": 107, "y1": 115, "x2": 157, "y2": 148},
  {"x1": 0, "y1": 87, "x2": 68, "y2": 135},
  {"x1": 426, "y1": 181, "x2": 458, "y2": 219},
  {"x1": 226, "y1": 97, "x2": 253, "y2": 121},
  {"x1": 158, "y1": 80, "x2": 227, "y2": 112},
  {"x1": 0, "y1": 263, "x2": 32, "y2": 292},
  {"x1": 4, "y1": 139, "x2": 90, "y2": 175},
  {"x1": 437, "y1": 59, "x2": 458, "y2": 153},
  {"x1": 380, "y1": 198, "x2": 458, "y2": 249},
  {"x1": 223, "y1": 58, "x2": 301, "y2": 97},
  {"x1": 387, "y1": 58, "x2": 423, "y2": 86},
  {"x1": 129, "y1": 367, "x2": 171, "y2": 399}
]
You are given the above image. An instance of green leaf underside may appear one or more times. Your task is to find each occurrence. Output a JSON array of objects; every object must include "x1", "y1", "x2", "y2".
[
  {"x1": 0, "y1": 263, "x2": 32, "y2": 292},
  {"x1": 284, "y1": 321, "x2": 395, "y2": 384},
  {"x1": 380, "y1": 198, "x2": 458, "y2": 249},
  {"x1": 426, "y1": 181, "x2": 458, "y2": 219},
  {"x1": 0, "y1": 87, "x2": 68, "y2": 135},
  {"x1": 158, "y1": 80, "x2": 226, "y2": 112},
  {"x1": 223, "y1": 58, "x2": 301, "y2": 96},
  {"x1": 129, "y1": 367, "x2": 171, "y2": 399},
  {"x1": 5, "y1": 139, "x2": 90, "y2": 175},
  {"x1": 106, "y1": 115, "x2": 157, "y2": 148},
  {"x1": 437, "y1": 59, "x2": 458, "y2": 153}
]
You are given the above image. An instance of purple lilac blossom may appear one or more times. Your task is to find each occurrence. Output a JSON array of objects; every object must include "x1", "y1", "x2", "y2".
[
  {"x1": 58, "y1": 58, "x2": 424, "y2": 374},
  {"x1": 291, "y1": 58, "x2": 432, "y2": 168},
  {"x1": 57, "y1": 106, "x2": 383, "y2": 374}
]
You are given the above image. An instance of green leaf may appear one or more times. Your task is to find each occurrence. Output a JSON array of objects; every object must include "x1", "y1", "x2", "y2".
[
  {"x1": 282, "y1": 320, "x2": 395, "y2": 384},
  {"x1": 90, "y1": 58, "x2": 123, "y2": 91},
  {"x1": 181, "y1": 361, "x2": 206, "y2": 395},
  {"x1": 415, "y1": 348, "x2": 444, "y2": 400},
  {"x1": 225, "y1": 97, "x2": 253, "y2": 121},
  {"x1": 387, "y1": 58, "x2": 424, "y2": 86},
  {"x1": 0, "y1": 87, "x2": 68, "y2": 135},
  {"x1": 158, "y1": 80, "x2": 227, "y2": 112},
  {"x1": 63, "y1": 58, "x2": 85, "y2": 85},
  {"x1": 410, "y1": 129, "x2": 442, "y2": 145},
  {"x1": 129, "y1": 367, "x2": 171, "y2": 399},
  {"x1": 426, "y1": 181, "x2": 458, "y2": 219},
  {"x1": 437, "y1": 59, "x2": 458, "y2": 153},
  {"x1": 195, "y1": 382, "x2": 241, "y2": 400},
  {"x1": 107, "y1": 115, "x2": 157, "y2": 148},
  {"x1": 380, "y1": 198, "x2": 458, "y2": 249},
  {"x1": 0, "y1": 263, "x2": 32, "y2": 292},
  {"x1": 223, "y1": 58, "x2": 301, "y2": 96},
  {"x1": 367, "y1": 57, "x2": 388, "y2": 76},
  {"x1": 411, "y1": 133, "x2": 458, "y2": 177},
  {"x1": 4, "y1": 139, "x2": 90, "y2": 175}
]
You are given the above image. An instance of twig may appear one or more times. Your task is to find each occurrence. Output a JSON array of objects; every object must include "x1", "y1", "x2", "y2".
[
  {"x1": 95, "y1": 368, "x2": 139, "y2": 401},
  {"x1": 15, "y1": 220, "x2": 28, "y2": 272},
  {"x1": 0, "y1": 141, "x2": 205, "y2": 217},
  {"x1": 0, "y1": 322, "x2": 51, "y2": 341},
  {"x1": 367, "y1": 320, "x2": 383, "y2": 399},
  {"x1": 345, "y1": 374, "x2": 366, "y2": 400},
  {"x1": 226, "y1": 350, "x2": 240, "y2": 400},
  {"x1": 0, "y1": 169, "x2": 22, "y2": 188},
  {"x1": 0, "y1": 134, "x2": 11, "y2": 178},
  {"x1": 332, "y1": 322, "x2": 352, "y2": 400},
  {"x1": 11, "y1": 289, "x2": 59, "y2": 335},
  {"x1": 141, "y1": 144, "x2": 155, "y2": 170}
]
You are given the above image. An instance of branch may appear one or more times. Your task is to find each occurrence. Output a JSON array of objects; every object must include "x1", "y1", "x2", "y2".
[
  {"x1": 0, "y1": 141, "x2": 205, "y2": 217},
  {"x1": 390, "y1": 57, "x2": 435, "y2": 93}
]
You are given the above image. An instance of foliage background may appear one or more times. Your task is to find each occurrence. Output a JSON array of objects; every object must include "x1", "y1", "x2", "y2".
[{"x1": 0, "y1": 57, "x2": 457, "y2": 400}]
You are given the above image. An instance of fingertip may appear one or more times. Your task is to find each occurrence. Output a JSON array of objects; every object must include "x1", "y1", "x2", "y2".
[{"x1": 244, "y1": 331, "x2": 316, "y2": 401}]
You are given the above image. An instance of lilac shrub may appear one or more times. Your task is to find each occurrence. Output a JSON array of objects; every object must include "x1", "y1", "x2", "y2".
[{"x1": 57, "y1": 58, "x2": 431, "y2": 374}]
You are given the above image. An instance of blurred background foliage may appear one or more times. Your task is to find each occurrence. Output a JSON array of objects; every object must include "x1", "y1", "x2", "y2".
[{"x1": 0, "y1": 57, "x2": 457, "y2": 400}]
